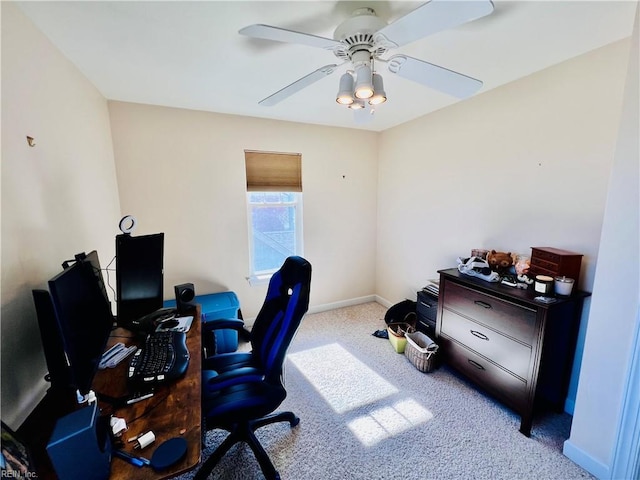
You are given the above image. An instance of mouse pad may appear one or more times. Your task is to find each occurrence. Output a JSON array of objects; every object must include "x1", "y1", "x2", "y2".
[{"x1": 150, "y1": 437, "x2": 188, "y2": 471}]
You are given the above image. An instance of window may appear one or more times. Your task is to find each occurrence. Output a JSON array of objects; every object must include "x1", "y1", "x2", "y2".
[{"x1": 245, "y1": 151, "x2": 303, "y2": 283}]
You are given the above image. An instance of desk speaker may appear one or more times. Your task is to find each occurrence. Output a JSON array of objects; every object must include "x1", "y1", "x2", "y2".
[
  {"x1": 174, "y1": 283, "x2": 195, "y2": 313},
  {"x1": 47, "y1": 402, "x2": 111, "y2": 480}
]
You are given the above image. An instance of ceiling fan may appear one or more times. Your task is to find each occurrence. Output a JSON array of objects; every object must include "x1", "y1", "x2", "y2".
[{"x1": 239, "y1": 0, "x2": 495, "y2": 117}]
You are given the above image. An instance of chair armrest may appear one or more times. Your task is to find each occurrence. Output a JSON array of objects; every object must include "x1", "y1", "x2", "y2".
[
  {"x1": 202, "y1": 318, "x2": 252, "y2": 346},
  {"x1": 202, "y1": 318, "x2": 245, "y2": 331}
]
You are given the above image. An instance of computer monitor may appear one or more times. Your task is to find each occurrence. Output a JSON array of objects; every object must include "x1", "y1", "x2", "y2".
[
  {"x1": 32, "y1": 289, "x2": 72, "y2": 393},
  {"x1": 74, "y1": 250, "x2": 110, "y2": 307},
  {"x1": 47, "y1": 252, "x2": 114, "y2": 401},
  {"x1": 115, "y1": 233, "x2": 164, "y2": 327}
]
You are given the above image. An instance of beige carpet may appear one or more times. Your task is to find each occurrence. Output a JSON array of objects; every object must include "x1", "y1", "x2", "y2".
[{"x1": 183, "y1": 302, "x2": 594, "y2": 480}]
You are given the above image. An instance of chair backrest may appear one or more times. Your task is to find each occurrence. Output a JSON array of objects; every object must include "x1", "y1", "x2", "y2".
[{"x1": 250, "y1": 256, "x2": 311, "y2": 384}]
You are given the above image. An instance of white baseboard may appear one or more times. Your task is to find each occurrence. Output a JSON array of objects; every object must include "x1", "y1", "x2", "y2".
[
  {"x1": 374, "y1": 295, "x2": 394, "y2": 308},
  {"x1": 307, "y1": 295, "x2": 378, "y2": 314},
  {"x1": 242, "y1": 295, "x2": 381, "y2": 326},
  {"x1": 563, "y1": 439, "x2": 610, "y2": 479}
]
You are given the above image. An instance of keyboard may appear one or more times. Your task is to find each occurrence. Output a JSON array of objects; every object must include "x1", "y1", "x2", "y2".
[{"x1": 128, "y1": 331, "x2": 190, "y2": 385}]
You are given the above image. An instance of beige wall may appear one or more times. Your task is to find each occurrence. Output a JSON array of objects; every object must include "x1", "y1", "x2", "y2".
[
  {"x1": 1, "y1": 3, "x2": 121, "y2": 427},
  {"x1": 376, "y1": 39, "x2": 629, "y2": 301},
  {"x1": 376, "y1": 39, "x2": 630, "y2": 413},
  {"x1": 108, "y1": 102, "x2": 379, "y2": 319}
]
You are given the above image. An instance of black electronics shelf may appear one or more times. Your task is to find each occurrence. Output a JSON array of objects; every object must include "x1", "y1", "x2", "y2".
[{"x1": 416, "y1": 288, "x2": 438, "y2": 336}]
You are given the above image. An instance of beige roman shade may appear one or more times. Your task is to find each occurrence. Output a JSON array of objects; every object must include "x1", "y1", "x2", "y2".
[{"x1": 245, "y1": 150, "x2": 302, "y2": 192}]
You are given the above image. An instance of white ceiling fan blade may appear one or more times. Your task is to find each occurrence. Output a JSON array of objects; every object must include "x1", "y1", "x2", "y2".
[
  {"x1": 259, "y1": 64, "x2": 338, "y2": 106},
  {"x1": 387, "y1": 55, "x2": 482, "y2": 98},
  {"x1": 377, "y1": 0, "x2": 494, "y2": 48},
  {"x1": 240, "y1": 24, "x2": 342, "y2": 50}
]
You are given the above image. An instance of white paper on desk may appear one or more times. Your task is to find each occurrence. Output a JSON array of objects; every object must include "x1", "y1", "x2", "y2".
[{"x1": 156, "y1": 316, "x2": 194, "y2": 333}]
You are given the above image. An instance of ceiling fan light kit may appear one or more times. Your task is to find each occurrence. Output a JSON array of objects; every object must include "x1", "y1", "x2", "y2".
[
  {"x1": 336, "y1": 73, "x2": 355, "y2": 105},
  {"x1": 354, "y1": 64, "x2": 374, "y2": 99},
  {"x1": 240, "y1": 0, "x2": 495, "y2": 121},
  {"x1": 335, "y1": 68, "x2": 386, "y2": 107},
  {"x1": 369, "y1": 74, "x2": 387, "y2": 105}
]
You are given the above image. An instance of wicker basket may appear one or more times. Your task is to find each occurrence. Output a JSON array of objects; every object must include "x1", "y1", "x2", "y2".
[{"x1": 404, "y1": 331, "x2": 439, "y2": 373}]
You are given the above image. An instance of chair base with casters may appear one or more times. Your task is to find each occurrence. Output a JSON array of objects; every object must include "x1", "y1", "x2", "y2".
[
  {"x1": 194, "y1": 353, "x2": 300, "y2": 480},
  {"x1": 196, "y1": 407, "x2": 299, "y2": 480},
  {"x1": 196, "y1": 379, "x2": 300, "y2": 480}
]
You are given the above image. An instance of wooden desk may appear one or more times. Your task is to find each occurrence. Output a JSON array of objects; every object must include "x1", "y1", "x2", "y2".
[{"x1": 18, "y1": 306, "x2": 201, "y2": 480}]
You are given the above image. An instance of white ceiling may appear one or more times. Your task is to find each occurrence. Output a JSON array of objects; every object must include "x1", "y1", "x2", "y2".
[{"x1": 16, "y1": 1, "x2": 637, "y2": 132}]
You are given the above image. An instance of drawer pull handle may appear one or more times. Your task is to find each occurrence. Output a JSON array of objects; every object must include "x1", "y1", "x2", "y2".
[
  {"x1": 467, "y1": 359, "x2": 485, "y2": 370},
  {"x1": 474, "y1": 300, "x2": 492, "y2": 309},
  {"x1": 420, "y1": 302, "x2": 434, "y2": 308},
  {"x1": 470, "y1": 330, "x2": 489, "y2": 341}
]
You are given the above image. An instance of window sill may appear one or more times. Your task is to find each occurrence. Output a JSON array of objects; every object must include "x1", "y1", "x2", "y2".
[{"x1": 247, "y1": 274, "x2": 273, "y2": 286}]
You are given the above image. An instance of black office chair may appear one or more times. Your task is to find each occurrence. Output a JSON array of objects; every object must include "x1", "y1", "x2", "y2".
[{"x1": 195, "y1": 256, "x2": 312, "y2": 480}]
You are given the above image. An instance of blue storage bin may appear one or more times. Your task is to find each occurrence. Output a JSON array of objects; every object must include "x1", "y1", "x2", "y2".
[
  {"x1": 164, "y1": 291, "x2": 241, "y2": 354},
  {"x1": 164, "y1": 291, "x2": 240, "y2": 320},
  {"x1": 200, "y1": 292, "x2": 241, "y2": 322}
]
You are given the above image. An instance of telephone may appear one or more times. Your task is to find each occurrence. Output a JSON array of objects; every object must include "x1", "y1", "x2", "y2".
[{"x1": 131, "y1": 307, "x2": 177, "y2": 333}]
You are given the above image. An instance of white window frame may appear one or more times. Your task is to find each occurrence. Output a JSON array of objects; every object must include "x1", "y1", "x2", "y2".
[{"x1": 246, "y1": 192, "x2": 303, "y2": 285}]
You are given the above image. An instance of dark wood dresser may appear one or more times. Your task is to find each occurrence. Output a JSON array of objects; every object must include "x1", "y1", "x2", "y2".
[{"x1": 436, "y1": 268, "x2": 590, "y2": 436}]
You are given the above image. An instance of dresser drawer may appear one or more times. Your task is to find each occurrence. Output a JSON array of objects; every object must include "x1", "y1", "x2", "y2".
[
  {"x1": 531, "y1": 248, "x2": 563, "y2": 263},
  {"x1": 443, "y1": 282, "x2": 536, "y2": 345},
  {"x1": 441, "y1": 309, "x2": 531, "y2": 379},
  {"x1": 440, "y1": 336, "x2": 528, "y2": 407},
  {"x1": 528, "y1": 264, "x2": 558, "y2": 277},
  {"x1": 417, "y1": 291, "x2": 438, "y2": 322},
  {"x1": 531, "y1": 258, "x2": 558, "y2": 271},
  {"x1": 416, "y1": 291, "x2": 437, "y2": 334}
]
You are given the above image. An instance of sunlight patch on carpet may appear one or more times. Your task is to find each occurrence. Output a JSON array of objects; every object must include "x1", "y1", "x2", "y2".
[
  {"x1": 347, "y1": 399, "x2": 434, "y2": 447},
  {"x1": 288, "y1": 343, "x2": 398, "y2": 413}
]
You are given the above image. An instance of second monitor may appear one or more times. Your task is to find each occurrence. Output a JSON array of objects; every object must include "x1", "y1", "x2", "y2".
[{"x1": 116, "y1": 232, "x2": 164, "y2": 329}]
